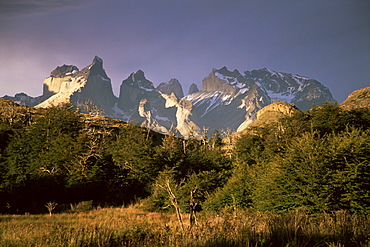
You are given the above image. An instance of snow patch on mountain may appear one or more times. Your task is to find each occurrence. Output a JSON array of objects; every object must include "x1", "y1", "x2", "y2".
[{"x1": 185, "y1": 91, "x2": 235, "y2": 117}]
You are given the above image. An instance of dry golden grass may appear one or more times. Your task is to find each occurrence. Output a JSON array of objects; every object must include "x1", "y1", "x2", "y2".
[{"x1": 0, "y1": 206, "x2": 369, "y2": 247}]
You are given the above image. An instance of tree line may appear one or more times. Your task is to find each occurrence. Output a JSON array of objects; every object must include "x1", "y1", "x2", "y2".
[{"x1": 0, "y1": 99, "x2": 369, "y2": 214}]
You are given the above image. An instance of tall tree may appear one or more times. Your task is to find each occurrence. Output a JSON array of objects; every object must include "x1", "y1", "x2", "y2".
[
  {"x1": 2, "y1": 104, "x2": 83, "y2": 211},
  {"x1": 108, "y1": 125, "x2": 159, "y2": 201}
]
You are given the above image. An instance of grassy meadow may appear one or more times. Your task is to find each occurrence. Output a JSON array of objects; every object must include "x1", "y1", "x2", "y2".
[{"x1": 0, "y1": 205, "x2": 369, "y2": 247}]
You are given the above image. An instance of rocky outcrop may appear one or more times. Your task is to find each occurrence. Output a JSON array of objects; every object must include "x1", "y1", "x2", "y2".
[
  {"x1": 50, "y1": 65, "x2": 79, "y2": 78},
  {"x1": 256, "y1": 101, "x2": 301, "y2": 119},
  {"x1": 156, "y1": 78, "x2": 184, "y2": 98},
  {"x1": 2, "y1": 93, "x2": 41, "y2": 107},
  {"x1": 340, "y1": 86, "x2": 370, "y2": 110},
  {"x1": 117, "y1": 70, "x2": 156, "y2": 112},
  {"x1": 237, "y1": 101, "x2": 302, "y2": 136},
  {"x1": 188, "y1": 83, "x2": 199, "y2": 95},
  {"x1": 202, "y1": 67, "x2": 240, "y2": 95}
]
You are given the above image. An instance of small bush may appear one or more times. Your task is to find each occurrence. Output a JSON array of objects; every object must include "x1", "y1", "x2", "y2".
[{"x1": 70, "y1": 200, "x2": 94, "y2": 212}]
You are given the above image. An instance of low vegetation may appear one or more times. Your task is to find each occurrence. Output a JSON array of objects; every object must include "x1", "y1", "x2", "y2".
[{"x1": 0, "y1": 206, "x2": 369, "y2": 246}]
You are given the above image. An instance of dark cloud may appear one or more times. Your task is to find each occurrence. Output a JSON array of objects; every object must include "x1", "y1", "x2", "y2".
[{"x1": 0, "y1": 0, "x2": 92, "y2": 18}]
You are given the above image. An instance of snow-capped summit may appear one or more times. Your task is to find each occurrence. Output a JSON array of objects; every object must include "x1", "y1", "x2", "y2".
[
  {"x1": 183, "y1": 67, "x2": 270, "y2": 134},
  {"x1": 50, "y1": 64, "x2": 79, "y2": 78},
  {"x1": 84, "y1": 56, "x2": 109, "y2": 78},
  {"x1": 244, "y1": 68, "x2": 335, "y2": 110}
]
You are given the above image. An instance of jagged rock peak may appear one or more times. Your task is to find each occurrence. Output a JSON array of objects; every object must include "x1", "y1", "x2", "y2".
[
  {"x1": 215, "y1": 66, "x2": 242, "y2": 78},
  {"x1": 93, "y1": 55, "x2": 103, "y2": 64},
  {"x1": 156, "y1": 78, "x2": 184, "y2": 98},
  {"x1": 122, "y1": 69, "x2": 155, "y2": 90},
  {"x1": 50, "y1": 64, "x2": 79, "y2": 78},
  {"x1": 130, "y1": 70, "x2": 146, "y2": 82},
  {"x1": 213, "y1": 67, "x2": 248, "y2": 85},
  {"x1": 188, "y1": 83, "x2": 199, "y2": 95},
  {"x1": 244, "y1": 68, "x2": 310, "y2": 81},
  {"x1": 202, "y1": 67, "x2": 249, "y2": 94},
  {"x1": 2, "y1": 92, "x2": 42, "y2": 107},
  {"x1": 82, "y1": 55, "x2": 109, "y2": 78}
]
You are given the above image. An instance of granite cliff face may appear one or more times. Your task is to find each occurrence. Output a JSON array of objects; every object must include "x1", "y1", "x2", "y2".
[
  {"x1": 2, "y1": 57, "x2": 337, "y2": 138},
  {"x1": 115, "y1": 70, "x2": 175, "y2": 133},
  {"x1": 114, "y1": 70, "x2": 200, "y2": 137},
  {"x1": 188, "y1": 83, "x2": 199, "y2": 95},
  {"x1": 202, "y1": 67, "x2": 246, "y2": 95},
  {"x1": 117, "y1": 70, "x2": 157, "y2": 114},
  {"x1": 156, "y1": 78, "x2": 184, "y2": 99},
  {"x1": 37, "y1": 56, "x2": 117, "y2": 115}
]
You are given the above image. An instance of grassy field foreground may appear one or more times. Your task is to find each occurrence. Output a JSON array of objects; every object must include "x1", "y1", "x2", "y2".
[{"x1": 0, "y1": 206, "x2": 369, "y2": 247}]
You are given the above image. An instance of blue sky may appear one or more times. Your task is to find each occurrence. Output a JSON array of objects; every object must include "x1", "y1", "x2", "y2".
[{"x1": 0, "y1": 0, "x2": 369, "y2": 102}]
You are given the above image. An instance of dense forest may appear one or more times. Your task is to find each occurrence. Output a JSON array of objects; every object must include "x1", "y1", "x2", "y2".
[{"x1": 0, "y1": 99, "x2": 369, "y2": 215}]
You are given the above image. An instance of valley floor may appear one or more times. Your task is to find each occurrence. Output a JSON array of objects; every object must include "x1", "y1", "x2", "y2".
[{"x1": 0, "y1": 206, "x2": 369, "y2": 247}]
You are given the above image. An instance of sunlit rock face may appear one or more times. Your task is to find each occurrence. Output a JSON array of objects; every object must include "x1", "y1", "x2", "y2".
[
  {"x1": 340, "y1": 86, "x2": 370, "y2": 110},
  {"x1": 37, "y1": 56, "x2": 117, "y2": 115},
  {"x1": 256, "y1": 101, "x2": 301, "y2": 119}
]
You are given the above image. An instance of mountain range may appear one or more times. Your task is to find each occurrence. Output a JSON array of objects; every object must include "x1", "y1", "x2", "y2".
[{"x1": 2, "y1": 56, "x2": 336, "y2": 137}]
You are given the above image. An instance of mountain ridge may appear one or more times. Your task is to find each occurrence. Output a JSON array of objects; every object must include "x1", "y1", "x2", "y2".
[{"x1": 2, "y1": 56, "x2": 337, "y2": 137}]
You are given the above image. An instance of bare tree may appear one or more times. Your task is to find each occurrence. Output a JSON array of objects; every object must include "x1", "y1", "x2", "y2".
[
  {"x1": 222, "y1": 128, "x2": 235, "y2": 158},
  {"x1": 201, "y1": 127, "x2": 209, "y2": 147},
  {"x1": 156, "y1": 172, "x2": 184, "y2": 232},
  {"x1": 79, "y1": 99, "x2": 104, "y2": 116},
  {"x1": 0, "y1": 100, "x2": 33, "y2": 128},
  {"x1": 45, "y1": 202, "x2": 58, "y2": 216},
  {"x1": 189, "y1": 188, "x2": 199, "y2": 228}
]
